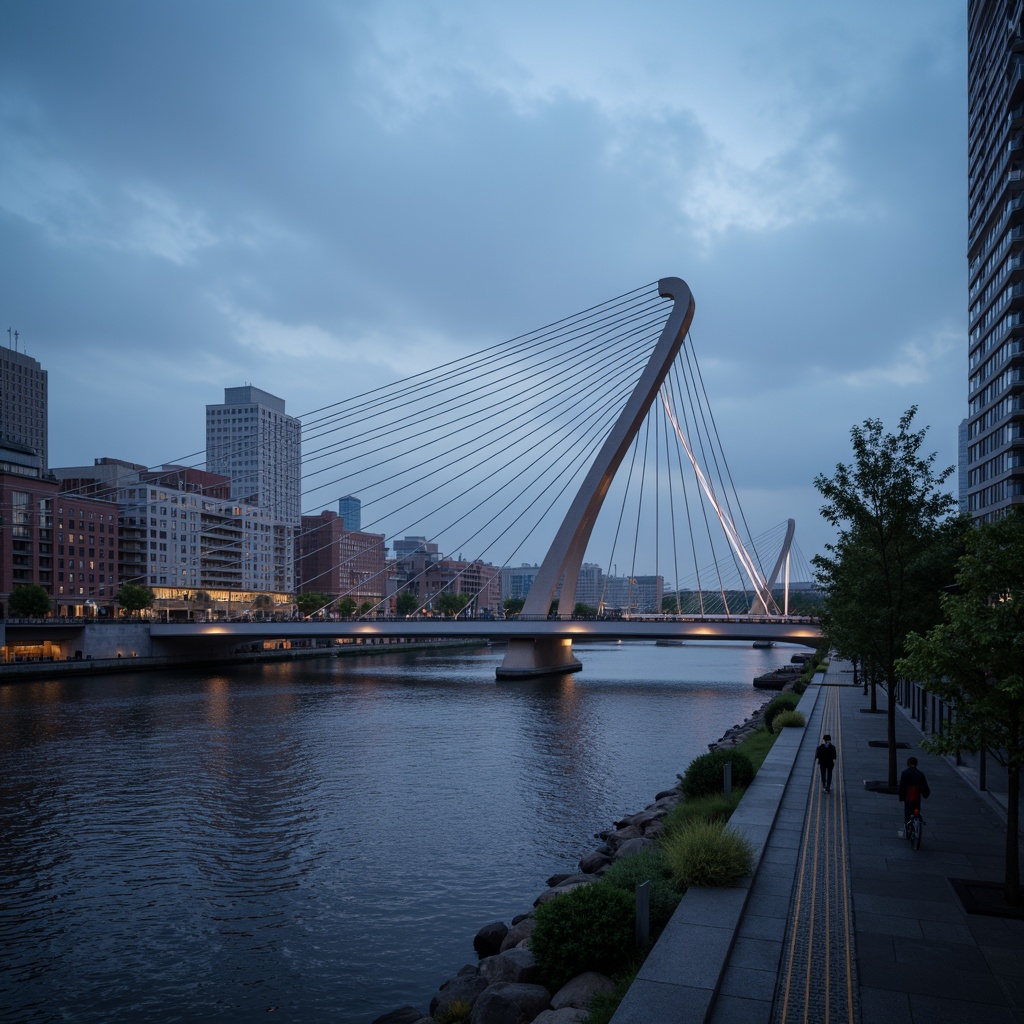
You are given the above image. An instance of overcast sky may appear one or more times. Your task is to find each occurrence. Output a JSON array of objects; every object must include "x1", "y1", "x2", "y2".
[{"x1": 1, "y1": 1, "x2": 966, "y2": 572}]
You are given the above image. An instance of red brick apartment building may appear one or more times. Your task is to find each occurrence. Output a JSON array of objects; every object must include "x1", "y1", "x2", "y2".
[
  {"x1": 0, "y1": 446, "x2": 118, "y2": 617},
  {"x1": 296, "y1": 510, "x2": 388, "y2": 610}
]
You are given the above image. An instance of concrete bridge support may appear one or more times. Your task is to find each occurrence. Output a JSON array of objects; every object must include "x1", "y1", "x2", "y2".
[{"x1": 495, "y1": 638, "x2": 582, "y2": 679}]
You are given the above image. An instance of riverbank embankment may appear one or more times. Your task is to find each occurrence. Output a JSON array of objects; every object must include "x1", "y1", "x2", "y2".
[
  {"x1": 371, "y1": 682, "x2": 802, "y2": 1024},
  {"x1": 0, "y1": 638, "x2": 488, "y2": 683}
]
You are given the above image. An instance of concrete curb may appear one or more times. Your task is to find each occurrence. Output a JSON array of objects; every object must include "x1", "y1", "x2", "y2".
[{"x1": 610, "y1": 673, "x2": 825, "y2": 1024}]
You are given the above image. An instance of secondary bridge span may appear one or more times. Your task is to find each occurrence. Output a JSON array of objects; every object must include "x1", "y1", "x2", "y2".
[{"x1": 148, "y1": 617, "x2": 820, "y2": 669}]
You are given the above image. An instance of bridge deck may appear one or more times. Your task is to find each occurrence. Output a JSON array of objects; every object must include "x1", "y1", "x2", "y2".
[{"x1": 145, "y1": 617, "x2": 820, "y2": 646}]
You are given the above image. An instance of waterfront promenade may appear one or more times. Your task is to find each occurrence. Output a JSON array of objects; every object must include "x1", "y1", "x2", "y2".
[{"x1": 613, "y1": 659, "x2": 1024, "y2": 1023}]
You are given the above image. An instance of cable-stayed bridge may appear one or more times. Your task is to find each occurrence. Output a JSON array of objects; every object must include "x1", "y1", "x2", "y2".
[{"x1": 53, "y1": 277, "x2": 820, "y2": 677}]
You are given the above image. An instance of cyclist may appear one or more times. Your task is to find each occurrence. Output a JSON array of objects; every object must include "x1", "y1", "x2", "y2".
[{"x1": 898, "y1": 756, "x2": 930, "y2": 838}]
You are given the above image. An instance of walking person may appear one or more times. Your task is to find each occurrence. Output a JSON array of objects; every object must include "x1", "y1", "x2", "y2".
[
  {"x1": 898, "y1": 755, "x2": 930, "y2": 834},
  {"x1": 815, "y1": 733, "x2": 837, "y2": 792}
]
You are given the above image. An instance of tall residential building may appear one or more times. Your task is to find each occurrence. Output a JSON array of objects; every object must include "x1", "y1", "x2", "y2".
[
  {"x1": 337, "y1": 495, "x2": 362, "y2": 532},
  {"x1": 0, "y1": 344, "x2": 47, "y2": 469},
  {"x1": 205, "y1": 386, "x2": 300, "y2": 593},
  {"x1": 206, "y1": 386, "x2": 301, "y2": 523},
  {"x1": 966, "y1": 3, "x2": 1024, "y2": 518}
]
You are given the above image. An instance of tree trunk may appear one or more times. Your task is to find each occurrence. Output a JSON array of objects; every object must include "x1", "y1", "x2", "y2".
[
  {"x1": 1006, "y1": 717, "x2": 1021, "y2": 906},
  {"x1": 870, "y1": 671, "x2": 878, "y2": 712},
  {"x1": 887, "y1": 670, "x2": 898, "y2": 788}
]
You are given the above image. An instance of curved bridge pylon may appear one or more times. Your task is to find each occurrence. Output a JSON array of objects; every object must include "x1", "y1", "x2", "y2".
[{"x1": 497, "y1": 277, "x2": 696, "y2": 679}]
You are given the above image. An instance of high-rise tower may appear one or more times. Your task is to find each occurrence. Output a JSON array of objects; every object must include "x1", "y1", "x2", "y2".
[
  {"x1": 0, "y1": 341, "x2": 47, "y2": 469},
  {"x1": 206, "y1": 386, "x2": 301, "y2": 522},
  {"x1": 205, "y1": 386, "x2": 301, "y2": 592},
  {"x1": 966, "y1": 2, "x2": 1024, "y2": 518}
]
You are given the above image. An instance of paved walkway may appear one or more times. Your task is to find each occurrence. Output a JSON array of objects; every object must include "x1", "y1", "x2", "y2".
[{"x1": 613, "y1": 659, "x2": 1024, "y2": 1024}]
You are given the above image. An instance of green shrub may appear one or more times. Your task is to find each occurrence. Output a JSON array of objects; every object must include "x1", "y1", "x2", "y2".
[
  {"x1": 531, "y1": 882, "x2": 635, "y2": 991},
  {"x1": 763, "y1": 692, "x2": 800, "y2": 733},
  {"x1": 679, "y1": 749, "x2": 754, "y2": 799},
  {"x1": 662, "y1": 819, "x2": 754, "y2": 888},
  {"x1": 601, "y1": 848, "x2": 683, "y2": 931},
  {"x1": 663, "y1": 788, "x2": 744, "y2": 833},
  {"x1": 772, "y1": 710, "x2": 806, "y2": 731}
]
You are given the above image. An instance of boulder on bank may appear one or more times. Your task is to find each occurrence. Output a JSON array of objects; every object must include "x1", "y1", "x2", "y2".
[
  {"x1": 478, "y1": 947, "x2": 541, "y2": 986},
  {"x1": 578, "y1": 850, "x2": 611, "y2": 874},
  {"x1": 552, "y1": 971, "x2": 616, "y2": 1009},
  {"x1": 499, "y1": 916, "x2": 536, "y2": 952},
  {"x1": 474, "y1": 920, "x2": 509, "y2": 958},
  {"x1": 370, "y1": 1007, "x2": 429, "y2": 1024},
  {"x1": 429, "y1": 972, "x2": 489, "y2": 1017},
  {"x1": 602, "y1": 824, "x2": 642, "y2": 849},
  {"x1": 468, "y1": 982, "x2": 552, "y2": 1024},
  {"x1": 534, "y1": 879, "x2": 594, "y2": 907},
  {"x1": 533, "y1": 1009, "x2": 588, "y2": 1024},
  {"x1": 612, "y1": 836, "x2": 653, "y2": 861}
]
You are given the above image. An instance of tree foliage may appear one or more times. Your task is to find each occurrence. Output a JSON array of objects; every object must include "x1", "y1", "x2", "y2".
[
  {"x1": 898, "y1": 512, "x2": 1024, "y2": 905},
  {"x1": 336, "y1": 597, "x2": 357, "y2": 617},
  {"x1": 296, "y1": 592, "x2": 332, "y2": 617},
  {"x1": 8, "y1": 583, "x2": 52, "y2": 618},
  {"x1": 117, "y1": 582, "x2": 155, "y2": 617},
  {"x1": 504, "y1": 597, "x2": 525, "y2": 617},
  {"x1": 395, "y1": 591, "x2": 419, "y2": 616},
  {"x1": 436, "y1": 592, "x2": 471, "y2": 618},
  {"x1": 812, "y1": 407, "x2": 961, "y2": 784}
]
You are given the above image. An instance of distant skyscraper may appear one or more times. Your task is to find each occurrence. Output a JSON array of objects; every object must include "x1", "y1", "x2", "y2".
[
  {"x1": 966, "y1": 4, "x2": 1024, "y2": 517},
  {"x1": 338, "y1": 495, "x2": 361, "y2": 532},
  {"x1": 205, "y1": 386, "x2": 301, "y2": 593},
  {"x1": 206, "y1": 386, "x2": 301, "y2": 523},
  {"x1": 0, "y1": 342, "x2": 47, "y2": 469}
]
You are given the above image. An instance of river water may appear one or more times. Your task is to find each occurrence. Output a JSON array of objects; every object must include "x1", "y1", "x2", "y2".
[{"x1": 0, "y1": 640, "x2": 801, "y2": 1024}]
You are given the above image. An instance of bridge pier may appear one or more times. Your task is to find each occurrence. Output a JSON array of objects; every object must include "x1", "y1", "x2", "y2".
[{"x1": 495, "y1": 638, "x2": 583, "y2": 680}]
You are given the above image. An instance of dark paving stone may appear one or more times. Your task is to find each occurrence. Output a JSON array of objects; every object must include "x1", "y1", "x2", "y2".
[
  {"x1": 718, "y1": 964, "x2": 777, "y2": 1001},
  {"x1": 737, "y1": 913, "x2": 787, "y2": 942},
  {"x1": 858, "y1": 959, "x2": 1009, "y2": 1004},
  {"x1": 859, "y1": 987, "x2": 913, "y2": 1023},
  {"x1": 729, "y1": 936, "x2": 783, "y2": 973},
  {"x1": 710, "y1": 992, "x2": 773, "y2": 1024},
  {"x1": 906, "y1": 993, "x2": 1020, "y2": 1024},
  {"x1": 614, "y1": 979, "x2": 712, "y2": 1024}
]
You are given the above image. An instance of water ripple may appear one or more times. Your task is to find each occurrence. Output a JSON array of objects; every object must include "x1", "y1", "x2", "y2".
[{"x1": 0, "y1": 642, "x2": 789, "y2": 1023}]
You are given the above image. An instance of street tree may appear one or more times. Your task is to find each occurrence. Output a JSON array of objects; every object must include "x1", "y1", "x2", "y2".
[
  {"x1": 813, "y1": 407, "x2": 961, "y2": 786},
  {"x1": 437, "y1": 592, "x2": 471, "y2": 618},
  {"x1": 117, "y1": 583, "x2": 155, "y2": 618},
  {"x1": 8, "y1": 583, "x2": 52, "y2": 618},
  {"x1": 336, "y1": 597, "x2": 357, "y2": 617},
  {"x1": 899, "y1": 512, "x2": 1024, "y2": 905},
  {"x1": 504, "y1": 597, "x2": 525, "y2": 618},
  {"x1": 296, "y1": 592, "x2": 332, "y2": 617},
  {"x1": 395, "y1": 591, "x2": 419, "y2": 616}
]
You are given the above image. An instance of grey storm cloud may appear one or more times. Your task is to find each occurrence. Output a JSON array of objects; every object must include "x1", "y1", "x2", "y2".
[{"x1": 0, "y1": 0, "x2": 966, "y2": 567}]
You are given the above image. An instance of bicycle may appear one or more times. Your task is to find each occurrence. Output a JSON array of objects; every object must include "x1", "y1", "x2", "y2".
[{"x1": 905, "y1": 809, "x2": 924, "y2": 851}]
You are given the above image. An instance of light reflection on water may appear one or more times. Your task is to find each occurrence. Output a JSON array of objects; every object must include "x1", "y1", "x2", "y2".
[{"x1": 0, "y1": 640, "x2": 799, "y2": 1024}]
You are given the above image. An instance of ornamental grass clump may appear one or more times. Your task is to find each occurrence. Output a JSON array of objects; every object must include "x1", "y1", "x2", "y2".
[
  {"x1": 601, "y1": 847, "x2": 683, "y2": 931},
  {"x1": 662, "y1": 819, "x2": 753, "y2": 888},
  {"x1": 663, "y1": 788, "x2": 744, "y2": 833},
  {"x1": 763, "y1": 692, "x2": 800, "y2": 733},
  {"x1": 679, "y1": 749, "x2": 754, "y2": 800},
  {"x1": 530, "y1": 882, "x2": 635, "y2": 992},
  {"x1": 772, "y1": 709, "x2": 806, "y2": 731},
  {"x1": 434, "y1": 1000, "x2": 472, "y2": 1024}
]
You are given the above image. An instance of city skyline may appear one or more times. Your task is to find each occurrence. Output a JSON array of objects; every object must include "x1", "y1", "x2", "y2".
[{"x1": 1, "y1": 2, "x2": 967, "y2": 564}]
